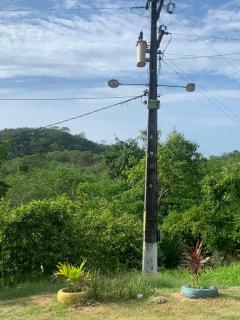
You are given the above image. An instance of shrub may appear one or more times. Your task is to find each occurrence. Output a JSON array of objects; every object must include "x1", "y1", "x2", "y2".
[
  {"x1": 159, "y1": 210, "x2": 195, "y2": 267},
  {"x1": 160, "y1": 203, "x2": 240, "y2": 267},
  {"x1": 182, "y1": 240, "x2": 210, "y2": 288},
  {"x1": 75, "y1": 211, "x2": 142, "y2": 271},
  {"x1": 0, "y1": 198, "x2": 142, "y2": 283},
  {"x1": 0, "y1": 198, "x2": 80, "y2": 282}
]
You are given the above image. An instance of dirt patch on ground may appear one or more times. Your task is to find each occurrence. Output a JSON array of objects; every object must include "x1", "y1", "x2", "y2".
[
  {"x1": 0, "y1": 293, "x2": 53, "y2": 313},
  {"x1": 29, "y1": 294, "x2": 53, "y2": 306},
  {"x1": 171, "y1": 292, "x2": 188, "y2": 301},
  {"x1": 71, "y1": 304, "x2": 105, "y2": 315}
]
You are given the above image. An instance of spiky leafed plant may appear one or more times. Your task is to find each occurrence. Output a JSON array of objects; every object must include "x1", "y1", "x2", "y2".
[
  {"x1": 182, "y1": 240, "x2": 210, "y2": 288},
  {"x1": 54, "y1": 260, "x2": 91, "y2": 292}
]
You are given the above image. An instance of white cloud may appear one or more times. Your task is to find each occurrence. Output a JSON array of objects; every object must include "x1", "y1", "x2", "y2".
[
  {"x1": 0, "y1": 1, "x2": 239, "y2": 156},
  {"x1": 161, "y1": 1, "x2": 240, "y2": 80},
  {"x1": 0, "y1": 7, "x2": 145, "y2": 79},
  {"x1": 0, "y1": 0, "x2": 239, "y2": 83}
]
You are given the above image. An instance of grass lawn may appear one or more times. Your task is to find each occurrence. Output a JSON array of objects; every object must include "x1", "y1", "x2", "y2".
[{"x1": 1, "y1": 265, "x2": 240, "y2": 320}]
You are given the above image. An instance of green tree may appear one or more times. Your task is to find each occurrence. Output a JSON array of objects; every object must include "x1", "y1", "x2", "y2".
[
  {"x1": 0, "y1": 143, "x2": 8, "y2": 198},
  {"x1": 127, "y1": 131, "x2": 204, "y2": 216},
  {"x1": 160, "y1": 161, "x2": 240, "y2": 266},
  {"x1": 4, "y1": 164, "x2": 89, "y2": 207},
  {"x1": 157, "y1": 131, "x2": 204, "y2": 212},
  {"x1": 76, "y1": 172, "x2": 141, "y2": 216},
  {"x1": 103, "y1": 138, "x2": 144, "y2": 179},
  {"x1": 0, "y1": 127, "x2": 106, "y2": 159},
  {"x1": 0, "y1": 144, "x2": 7, "y2": 164}
]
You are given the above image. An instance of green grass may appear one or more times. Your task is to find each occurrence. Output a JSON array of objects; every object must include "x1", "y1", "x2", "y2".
[
  {"x1": 89, "y1": 270, "x2": 183, "y2": 301},
  {"x1": 0, "y1": 278, "x2": 63, "y2": 301},
  {"x1": 200, "y1": 262, "x2": 240, "y2": 288},
  {"x1": 1, "y1": 263, "x2": 240, "y2": 320}
]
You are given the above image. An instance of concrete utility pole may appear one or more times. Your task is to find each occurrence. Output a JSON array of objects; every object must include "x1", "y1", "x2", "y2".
[
  {"x1": 142, "y1": 0, "x2": 165, "y2": 273},
  {"x1": 109, "y1": 0, "x2": 191, "y2": 274}
]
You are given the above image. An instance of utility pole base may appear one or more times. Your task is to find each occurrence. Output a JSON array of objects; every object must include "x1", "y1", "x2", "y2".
[{"x1": 142, "y1": 242, "x2": 158, "y2": 273}]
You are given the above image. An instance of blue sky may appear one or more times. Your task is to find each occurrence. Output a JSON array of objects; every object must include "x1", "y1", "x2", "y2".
[{"x1": 0, "y1": 0, "x2": 240, "y2": 156}]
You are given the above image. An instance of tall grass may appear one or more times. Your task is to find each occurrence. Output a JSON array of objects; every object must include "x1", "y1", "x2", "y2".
[
  {"x1": 200, "y1": 262, "x2": 240, "y2": 287},
  {"x1": 1, "y1": 262, "x2": 240, "y2": 302},
  {"x1": 90, "y1": 271, "x2": 180, "y2": 302}
]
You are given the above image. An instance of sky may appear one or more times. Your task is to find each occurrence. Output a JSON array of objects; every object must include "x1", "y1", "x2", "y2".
[{"x1": 0, "y1": 0, "x2": 240, "y2": 156}]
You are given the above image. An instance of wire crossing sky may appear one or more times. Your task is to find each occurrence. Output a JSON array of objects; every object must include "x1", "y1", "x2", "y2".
[{"x1": 0, "y1": 0, "x2": 239, "y2": 156}]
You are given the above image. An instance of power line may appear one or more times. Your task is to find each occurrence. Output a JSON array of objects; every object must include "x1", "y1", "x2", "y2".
[
  {"x1": 0, "y1": 94, "x2": 146, "y2": 143},
  {"x1": 172, "y1": 14, "x2": 240, "y2": 76},
  {"x1": 37, "y1": 94, "x2": 146, "y2": 128},
  {"x1": 171, "y1": 32, "x2": 240, "y2": 42},
  {"x1": 0, "y1": 96, "x2": 138, "y2": 101},
  {"x1": 0, "y1": 7, "x2": 133, "y2": 12},
  {"x1": 162, "y1": 59, "x2": 240, "y2": 126},
  {"x1": 164, "y1": 58, "x2": 240, "y2": 124},
  {"x1": 165, "y1": 53, "x2": 240, "y2": 61},
  {"x1": 167, "y1": 52, "x2": 240, "y2": 57},
  {"x1": 163, "y1": 59, "x2": 240, "y2": 125}
]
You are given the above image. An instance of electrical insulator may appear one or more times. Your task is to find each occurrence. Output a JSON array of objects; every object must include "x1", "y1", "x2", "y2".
[
  {"x1": 137, "y1": 40, "x2": 147, "y2": 68},
  {"x1": 166, "y1": 1, "x2": 175, "y2": 14}
]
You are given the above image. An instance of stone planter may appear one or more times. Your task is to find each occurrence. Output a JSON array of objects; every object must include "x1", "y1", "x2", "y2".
[
  {"x1": 180, "y1": 285, "x2": 219, "y2": 299},
  {"x1": 57, "y1": 288, "x2": 90, "y2": 305}
]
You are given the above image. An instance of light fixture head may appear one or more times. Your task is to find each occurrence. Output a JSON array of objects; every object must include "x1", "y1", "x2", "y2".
[
  {"x1": 108, "y1": 79, "x2": 120, "y2": 89},
  {"x1": 185, "y1": 83, "x2": 195, "y2": 92}
]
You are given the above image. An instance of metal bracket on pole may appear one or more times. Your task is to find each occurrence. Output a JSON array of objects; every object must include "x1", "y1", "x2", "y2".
[
  {"x1": 156, "y1": 0, "x2": 164, "y2": 19},
  {"x1": 157, "y1": 25, "x2": 168, "y2": 49},
  {"x1": 147, "y1": 100, "x2": 160, "y2": 109}
]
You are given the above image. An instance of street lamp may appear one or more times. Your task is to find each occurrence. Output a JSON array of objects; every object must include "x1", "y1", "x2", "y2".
[
  {"x1": 108, "y1": 79, "x2": 147, "y2": 88},
  {"x1": 108, "y1": 79, "x2": 120, "y2": 89},
  {"x1": 185, "y1": 83, "x2": 195, "y2": 92},
  {"x1": 108, "y1": 79, "x2": 196, "y2": 92}
]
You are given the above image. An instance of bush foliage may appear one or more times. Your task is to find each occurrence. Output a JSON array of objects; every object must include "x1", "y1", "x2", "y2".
[
  {"x1": 0, "y1": 128, "x2": 240, "y2": 282},
  {"x1": 0, "y1": 198, "x2": 80, "y2": 281},
  {"x1": 0, "y1": 198, "x2": 142, "y2": 282}
]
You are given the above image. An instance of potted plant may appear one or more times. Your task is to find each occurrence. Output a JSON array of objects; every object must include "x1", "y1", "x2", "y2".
[
  {"x1": 180, "y1": 240, "x2": 218, "y2": 299},
  {"x1": 54, "y1": 260, "x2": 91, "y2": 305}
]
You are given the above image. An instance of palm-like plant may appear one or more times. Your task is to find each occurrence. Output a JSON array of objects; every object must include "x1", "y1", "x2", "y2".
[
  {"x1": 182, "y1": 240, "x2": 210, "y2": 288},
  {"x1": 54, "y1": 260, "x2": 91, "y2": 292}
]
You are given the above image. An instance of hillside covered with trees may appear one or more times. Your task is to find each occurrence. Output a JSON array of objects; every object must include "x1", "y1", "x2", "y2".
[
  {"x1": 0, "y1": 127, "x2": 239, "y2": 283},
  {"x1": 0, "y1": 127, "x2": 106, "y2": 159}
]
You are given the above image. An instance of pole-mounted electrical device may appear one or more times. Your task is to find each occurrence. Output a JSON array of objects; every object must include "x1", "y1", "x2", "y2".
[{"x1": 136, "y1": 37, "x2": 148, "y2": 68}]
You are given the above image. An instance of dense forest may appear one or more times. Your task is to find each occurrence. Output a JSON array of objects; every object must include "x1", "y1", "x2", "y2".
[
  {"x1": 0, "y1": 127, "x2": 106, "y2": 158},
  {"x1": 0, "y1": 127, "x2": 239, "y2": 283}
]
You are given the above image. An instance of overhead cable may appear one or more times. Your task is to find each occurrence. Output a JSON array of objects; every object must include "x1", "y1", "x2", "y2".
[
  {"x1": 162, "y1": 59, "x2": 240, "y2": 126},
  {"x1": 165, "y1": 53, "x2": 240, "y2": 61},
  {"x1": 167, "y1": 52, "x2": 240, "y2": 57},
  {"x1": 0, "y1": 96, "x2": 139, "y2": 101},
  {"x1": 173, "y1": 14, "x2": 240, "y2": 76},
  {"x1": 0, "y1": 93, "x2": 146, "y2": 143},
  {"x1": 42, "y1": 93, "x2": 146, "y2": 128},
  {"x1": 0, "y1": 7, "x2": 132, "y2": 12},
  {"x1": 171, "y1": 33, "x2": 240, "y2": 42}
]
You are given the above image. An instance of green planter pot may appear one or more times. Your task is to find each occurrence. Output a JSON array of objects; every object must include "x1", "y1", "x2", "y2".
[{"x1": 180, "y1": 285, "x2": 219, "y2": 299}]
